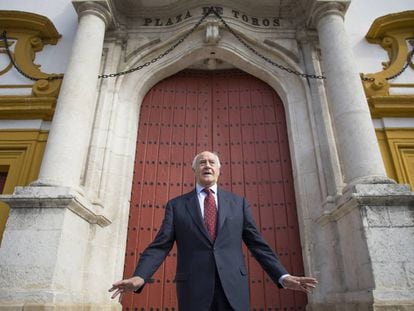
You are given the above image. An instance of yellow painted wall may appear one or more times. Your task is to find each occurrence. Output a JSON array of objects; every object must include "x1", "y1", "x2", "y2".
[
  {"x1": 376, "y1": 129, "x2": 414, "y2": 189},
  {"x1": 0, "y1": 130, "x2": 48, "y2": 243},
  {"x1": 0, "y1": 11, "x2": 60, "y2": 243}
]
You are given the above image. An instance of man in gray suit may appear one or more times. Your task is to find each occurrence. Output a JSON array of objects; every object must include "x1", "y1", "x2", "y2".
[{"x1": 110, "y1": 151, "x2": 317, "y2": 310}]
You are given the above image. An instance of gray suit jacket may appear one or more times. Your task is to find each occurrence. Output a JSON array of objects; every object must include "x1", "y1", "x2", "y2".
[{"x1": 134, "y1": 187, "x2": 288, "y2": 311}]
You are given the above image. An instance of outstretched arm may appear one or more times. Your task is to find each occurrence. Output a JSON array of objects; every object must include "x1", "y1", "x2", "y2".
[
  {"x1": 241, "y1": 198, "x2": 318, "y2": 292},
  {"x1": 109, "y1": 201, "x2": 175, "y2": 300},
  {"x1": 281, "y1": 275, "x2": 318, "y2": 293},
  {"x1": 109, "y1": 276, "x2": 145, "y2": 300}
]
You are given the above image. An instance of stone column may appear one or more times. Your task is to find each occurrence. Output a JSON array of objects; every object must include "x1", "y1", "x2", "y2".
[
  {"x1": 35, "y1": 1, "x2": 111, "y2": 189},
  {"x1": 0, "y1": 2, "x2": 116, "y2": 309},
  {"x1": 313, "y1": 1, "x2": 392, "y2": 189},
  {"x1": 308, "y1": 3, "x2": 414, "y2": 311}
]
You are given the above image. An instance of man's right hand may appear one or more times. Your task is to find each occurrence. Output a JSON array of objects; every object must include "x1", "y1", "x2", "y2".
[{"x1": 109, "y1": 276, "x2": 145, "y2": 301}]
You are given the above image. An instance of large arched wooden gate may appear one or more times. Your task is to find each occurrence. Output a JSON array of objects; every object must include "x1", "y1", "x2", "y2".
[{"x1": 123, "y1": 70, "x2": 307, "y2": 310}]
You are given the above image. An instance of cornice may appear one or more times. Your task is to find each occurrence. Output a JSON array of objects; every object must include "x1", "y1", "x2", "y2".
[
  {"x1": 0, "y1": 96, "x2": 56, "y2": 120},
  {"x1": 368, "y1": 95, "x2": 414, "y2": 118},
  {"x1": 0, "y1": 10, "x2": 60, "y2": 43},
  {"x1": 366, "y1": 10, "x2": 414, "y2": 43}
]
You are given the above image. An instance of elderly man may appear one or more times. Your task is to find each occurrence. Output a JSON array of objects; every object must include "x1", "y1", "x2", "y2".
[{"x1": 110, "y1": 151, "x2": 317, "y2": 310}]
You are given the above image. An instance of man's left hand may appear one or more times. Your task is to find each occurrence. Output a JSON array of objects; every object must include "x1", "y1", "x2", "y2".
[{"x1": 282, "y1": 276, "x2": 318, "y2": 293}]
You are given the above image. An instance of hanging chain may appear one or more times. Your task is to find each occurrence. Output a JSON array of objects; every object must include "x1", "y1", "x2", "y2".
[
  {"x1": 0, "y1": 31, "x2": 63, "y2": 81},
  {"x1": 385, "y1": 47, "x2": 414, "y2": 80},
  {"x1": 4, "y1": 7, "x2": 411, "y2": 82},
  {"x1": 209, "y1": 8, "x2": 326, "y2": 80},
  {"x1": 99, "y1": 7, "x2": 214, "y2": 78},
  {"x1": 1, "y1": 7, "x2": 325, "y2": 80},
  {"x1": 99, "y1": 7, "x2": 325, "y2": 79},
  {"x1": 361, "y1": 46, "x2": 414, "y2": 82}
]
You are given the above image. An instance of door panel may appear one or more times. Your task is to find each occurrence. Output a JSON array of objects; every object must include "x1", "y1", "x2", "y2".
[{"x1": 123, "y1": 70, "x2": 307, "y2": 311}]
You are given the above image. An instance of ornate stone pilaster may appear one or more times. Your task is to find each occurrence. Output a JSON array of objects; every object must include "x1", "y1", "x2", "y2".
[{"x1": 312, "y1": 1, "x2": 392, "y2": 189}]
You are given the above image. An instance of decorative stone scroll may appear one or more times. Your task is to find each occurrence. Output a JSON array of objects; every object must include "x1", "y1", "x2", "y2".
[
  {"x1": 361, "y1": 11, "x2": 414, "y2": 97},
  {"x1": 0, "y1": 11, "x2": 63, "y2": 120}
]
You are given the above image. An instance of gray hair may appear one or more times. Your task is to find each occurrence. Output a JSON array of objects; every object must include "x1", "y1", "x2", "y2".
[{"x1": 191, "y1": 151, "x2": 221, "y2": 170}]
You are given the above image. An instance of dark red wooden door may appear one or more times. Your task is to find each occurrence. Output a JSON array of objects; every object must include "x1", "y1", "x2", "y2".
[{"x1": 123, "y1": 70, "x2": 307, "y2": 311}]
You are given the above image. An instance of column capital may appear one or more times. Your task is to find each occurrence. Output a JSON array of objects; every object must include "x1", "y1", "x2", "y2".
[
  {"x1": 72, "y1": 0, "x2": 113, "y2": 29},
  {"x1": 308, "y1": 0, "x2": 350, "y2": 29}
]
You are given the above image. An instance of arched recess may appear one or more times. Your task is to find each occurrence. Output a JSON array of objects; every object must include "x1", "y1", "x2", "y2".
[
  {"x1": 124, "y1": 68, "x2": 309, "y2": 310},
  {"x1": 106, "y1": 23, "x2": 322, "y2": 310}
]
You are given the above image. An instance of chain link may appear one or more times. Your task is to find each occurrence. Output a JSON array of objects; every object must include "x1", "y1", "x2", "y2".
[
  {"x1": 0, "y1": 31, "x2": 63, "y2": 81},
  {"x1": 385, "y1": 47, "x2": 414, "y2": 80}
]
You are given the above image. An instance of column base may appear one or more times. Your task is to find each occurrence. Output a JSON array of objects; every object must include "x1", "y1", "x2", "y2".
[
  {"x1": 308, "y1": 302, "x2": 414, "y2": 311},
  {"x1": 318, "y1": 183, "x2": 413, "y2": 224},
  {"x1": 0, "y1": 186, "x2": 115, "y2": 308},
  {"x1": 0, "y1": 303, "x2": 121, "y2": 311},
  {"x1": 314, "y1": 183, "x2": 414, "y2": 311},
  {"x1": 342, "y1": 175, "x2": 396, "y2": 196},
  {"x1": 0, "y1": 185, "x2": 111, "y2": 227}
]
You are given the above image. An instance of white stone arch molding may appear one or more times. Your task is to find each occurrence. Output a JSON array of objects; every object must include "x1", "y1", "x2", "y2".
[{"x1": 109, "y1": 21, "x2": 322, "y2": 277}]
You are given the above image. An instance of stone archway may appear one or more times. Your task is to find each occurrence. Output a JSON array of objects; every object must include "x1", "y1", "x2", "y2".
[
  {"x1": 106, "y1": 19, "x2": 323, "y2": 309},
  {"x1": 122, "y1": 69, "x2": 308, "y2": 310}
]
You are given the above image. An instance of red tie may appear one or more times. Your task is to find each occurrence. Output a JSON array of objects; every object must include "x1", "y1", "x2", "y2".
[{"x1": 203, "y1": 188, "x2": 217, "y2": 241}]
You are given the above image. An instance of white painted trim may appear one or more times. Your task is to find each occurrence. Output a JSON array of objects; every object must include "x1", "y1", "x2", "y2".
[
  {"x1": 373, "y1": 118, "x2": 414, "y2": 129},
  {"x1": 0, "y1": 120, "x2": 50, "y2": 130}
]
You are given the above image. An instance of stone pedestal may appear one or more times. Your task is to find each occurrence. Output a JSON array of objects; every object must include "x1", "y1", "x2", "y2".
[
  {"x1": 313, "y1": 184, "x2": 414, "y2": 311},
  {"x1": 0, "y1": 187, "x2": 116, "y2": 310},
  {"x1": 0, "y1": 2, "x2": 121, "y2": 310}
]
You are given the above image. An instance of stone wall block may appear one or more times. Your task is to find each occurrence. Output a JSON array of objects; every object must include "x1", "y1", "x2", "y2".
[
  {"x1": 388, "y1": 205, "x2": 414, "y2": 227},
  {"x1": 337, "y1": 207, "x2": 373, "y2": 291},
  {"x1": 2, "y1": 208, "x2": 65, "y2": 230},
  {"x1": 362, "y1": 206, "x2": 391, "y2": 227},
  {"x1": 405, "y1": 262, "x2": 414, "y2": 287},
  {"x1": 0, "y1": 265, "x2": 54, "y2": 293},
  {"x1": 373, "y1": 262, "x2": 409, "y2": 288},
  {"x1": 365, "y1": 227, "x2": 414, "y2": 263}
]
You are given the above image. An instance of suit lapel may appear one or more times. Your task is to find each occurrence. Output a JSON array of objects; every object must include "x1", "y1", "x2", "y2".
[{"x1": 184, "y1": 190, "x2": 212, "y2": 243}]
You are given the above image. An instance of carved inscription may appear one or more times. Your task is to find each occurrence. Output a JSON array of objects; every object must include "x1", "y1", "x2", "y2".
[{"x1": 142, "y1": 6, "x2": 280, "y2": 28}]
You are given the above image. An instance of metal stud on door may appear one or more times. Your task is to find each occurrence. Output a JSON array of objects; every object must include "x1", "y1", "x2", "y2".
[{"x1": 123, "y1": 70, "x2": 307, "y2": 311}]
